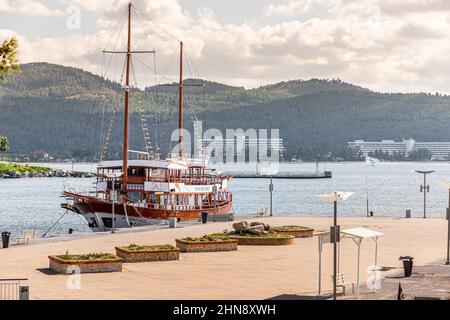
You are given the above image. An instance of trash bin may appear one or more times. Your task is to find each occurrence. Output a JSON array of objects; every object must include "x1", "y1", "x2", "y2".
[
  {"x1": 169, "y1": 218, "x2": 177, "y2": 229},
  {"x1": 2, "y1": 232, "x2": 11, "y2": 248},
  {"x1": 201, "y1": 212, "x2": 208, "y2": 224},
  {"x1": 406, "y1": 210, "x2": 411, "y2": 219},
  {"x1": 399, "y1": 256, "x2": 414, "y2": 277}
]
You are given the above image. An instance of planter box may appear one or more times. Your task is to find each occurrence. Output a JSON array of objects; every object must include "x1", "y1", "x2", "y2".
[
  {"x1": 48, "y1": 255, "x2": 123, "y2": 274},
  {"x1": 271, "y1": 227, "x2": 314, "y2": 238},
  {"x1": 115, "y1": 246, "x2": 180, "y2": 263},
  {"x1": 228, "y1": 235, "x2": 295, "y2": 246},
  {"x1": 175, "y1": 239, "x2": 238, "y2": 253}
]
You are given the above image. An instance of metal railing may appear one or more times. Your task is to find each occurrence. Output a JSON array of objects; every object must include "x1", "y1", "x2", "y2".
[
  {"x1": 127, "y1": 194, "x2": 233, "y2": 212},
  {"x1": 0, "y1": 278, "x2": 29, "y2": 300}
]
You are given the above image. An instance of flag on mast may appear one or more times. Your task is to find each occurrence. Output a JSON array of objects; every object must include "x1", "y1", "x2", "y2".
[{"x1": 366, "y1": 156, "x2": 379, "y2": 166}]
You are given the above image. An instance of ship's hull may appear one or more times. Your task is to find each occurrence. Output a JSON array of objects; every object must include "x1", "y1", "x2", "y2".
[{"x1": 65, "y1": 194, "x2": 233, "y2": 232}]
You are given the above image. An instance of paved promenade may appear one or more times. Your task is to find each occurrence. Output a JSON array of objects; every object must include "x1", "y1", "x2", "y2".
[{"x1": 0, "y1": 216, "x2": 448, "y2": 300}]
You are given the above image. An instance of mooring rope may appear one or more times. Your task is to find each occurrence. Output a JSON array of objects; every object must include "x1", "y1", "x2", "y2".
[{"x1": 42, "y1": 210, "x2": 69, "y2": 238}]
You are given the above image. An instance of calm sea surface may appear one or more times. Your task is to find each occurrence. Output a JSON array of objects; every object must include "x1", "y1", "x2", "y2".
[{"x1": 1, "y1": 162, "x2": 450, "y2": 238}]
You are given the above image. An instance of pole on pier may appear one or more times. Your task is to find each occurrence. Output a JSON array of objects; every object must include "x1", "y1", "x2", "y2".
[
  {"x1": 447, "y1": 189, "x2": 450, "y2": 265},
  {"x1": 104, "y1": 172, "x2": 123, "y2": 233},
  {"x1": 318, "y1": 192, "x2": 353, "y2": 300},
  {"x1": 333, "y1": 199, "x2": 338, "y2": 300},
  {"x1": 365, "y1": 163, "x2": 369, "y2": 217},
  {"x1": 269, "y1": 176, "x2": 273, "y2": 217}
]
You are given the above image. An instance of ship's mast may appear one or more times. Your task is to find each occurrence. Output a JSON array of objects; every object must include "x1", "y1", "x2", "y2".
[
  {"x1": 123, "y1": 2, "x2": 132, "y2": 185},
  {"x1": 178, "y1": 41, "x2": 184, "y2": 159},
  {"x1": 102, "y1": 2, "x2": 155, "y2": 180}
]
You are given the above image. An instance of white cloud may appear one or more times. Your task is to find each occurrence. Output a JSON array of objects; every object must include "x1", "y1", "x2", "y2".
[
  {"x1": 0, "y1": 0, "x2": 63, "y2": 16},
  {"x1": 342, "y1": 0, "x2": 450, "y2": 17},
  {"x1": 263, "y1": 0, "x2": 312, "y2": 17},
  {"x1": 263, "y1": 0, "x2": 339, "y2": 17},
  {"x1": 4, "y1": 0, "x2": 450, "y2": 93}
]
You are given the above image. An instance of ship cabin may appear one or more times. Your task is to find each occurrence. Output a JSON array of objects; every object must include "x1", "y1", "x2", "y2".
[{"x1": 95, "y1": 159, "x2": 232, "y2": 212}]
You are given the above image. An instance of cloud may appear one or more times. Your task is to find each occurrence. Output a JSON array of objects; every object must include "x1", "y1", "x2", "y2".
[
  {"x1": 263, "y1": 0, "x2": 313, "y2": 17},
  {"x1": 263, "y1": 0, "x2": 339, "y2": 17},
  {"x1": 4, "y1": 0, "x2": 450, "y2": 94},
  {"x1": 337, "y1": 0, "x2": 450, "y2": 17},
  {"x1": 0, "y1": 0, "x2": 63, "y2": 16}
]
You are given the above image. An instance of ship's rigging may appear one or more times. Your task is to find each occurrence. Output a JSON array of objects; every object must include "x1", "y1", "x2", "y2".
[
  {"x1": 96, "y1": 3, "x2": 207, "y2": 166},
  {"x1": 62, "y1": 2, "x2": 234, "y2": 231}
]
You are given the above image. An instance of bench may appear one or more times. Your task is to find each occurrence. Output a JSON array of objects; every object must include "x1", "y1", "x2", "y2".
[
  {"x1": 252, "y1": 208, "x2": 268, "y2": 217},
  {"x1": 333, "y1": 273, "x2": 355, "y2": 296},
  {"x1": 16, "y1": 230, "x2": 36, "y2": 245}
]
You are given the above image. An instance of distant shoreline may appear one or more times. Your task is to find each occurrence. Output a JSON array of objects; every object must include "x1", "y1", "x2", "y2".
[{"x1": 0, "y1": 162, "x2": 94, "y2": 179}]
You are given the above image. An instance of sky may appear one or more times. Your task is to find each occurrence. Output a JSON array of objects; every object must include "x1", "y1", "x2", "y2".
[{"x1": 1, "y1": 0, "x2": 450, "y2": 93}]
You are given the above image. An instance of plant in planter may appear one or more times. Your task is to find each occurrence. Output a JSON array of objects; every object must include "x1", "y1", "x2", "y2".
[
  {"x1": 271, "y1": 225, "x2": 314, "y2": 238},
  {"x1": 175, "y1": 234, "x2": 238, "y2": 252},
  {"x1": 115, "y1": 244, "x2": 180, "y2": 263},
  {"x1": 48, "y1": 250, "x2": 123, "y2": 274}
]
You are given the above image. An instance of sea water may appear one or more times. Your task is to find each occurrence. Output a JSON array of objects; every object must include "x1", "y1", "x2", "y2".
[{"x1": 1, "y1": 162, "x2": 450, "y2": 238}]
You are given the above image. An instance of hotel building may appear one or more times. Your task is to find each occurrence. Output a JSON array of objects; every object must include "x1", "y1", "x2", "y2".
[{"x1": 348, "y1": 139, "x2": 450, "y2": 160}]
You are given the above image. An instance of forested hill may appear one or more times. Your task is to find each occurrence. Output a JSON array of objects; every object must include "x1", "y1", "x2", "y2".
[{"x1": 1, "y1": 62, "x2": 450, "y2": 161}]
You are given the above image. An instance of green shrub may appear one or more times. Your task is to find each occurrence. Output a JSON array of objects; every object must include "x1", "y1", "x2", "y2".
[{"x1": 126, "y1": 244, "x2": 176, "y2": 251}]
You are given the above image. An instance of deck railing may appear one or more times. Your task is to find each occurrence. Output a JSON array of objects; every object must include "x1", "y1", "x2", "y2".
[
  {"x1": 0, "y1": 279, "x2": 29, "y2": 300},
  {"x1": 127, "y1": 194, "x2": 233, "y2": 212}
]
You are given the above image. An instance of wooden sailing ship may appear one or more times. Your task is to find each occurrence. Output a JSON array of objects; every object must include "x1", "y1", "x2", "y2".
[{"x1": 62, "y1": 3, "x2": 233, "y2": 232}]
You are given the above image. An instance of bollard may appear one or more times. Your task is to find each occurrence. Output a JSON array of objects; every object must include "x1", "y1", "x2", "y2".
[
  {"x1": 19, "y1": 285, "x2": 29, "y2": 300},
  {"x1": 406, "y1": 210, "x2": 411, "y2": 219},
  {"x1": 169, "y1": 218, "x2": 177, "y2": 229},
  {"x1": 201, "y1": 212, "x2": 208, "y2": 224}
]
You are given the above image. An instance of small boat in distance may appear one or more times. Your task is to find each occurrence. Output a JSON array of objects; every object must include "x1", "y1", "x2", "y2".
[{"x1": 62, "y1": 3, "x2": 233, "y2": 232}]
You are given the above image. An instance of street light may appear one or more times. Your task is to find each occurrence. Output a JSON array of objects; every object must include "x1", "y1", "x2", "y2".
[
  {"x1": 415, "y1": 170, "x2": 434, "y2": 219},
  {"x1": 103, "y1": 172, "x2": 124, "y2": 233},
  {"x1": 269, "y1": 175, "x2": 273, "y2": 217},
  {"x1": 440, "y1": 182, "x2": 450, "y2": 265},
  {"x1": 319, "y1": 191, "x2": 354, "y2": 300},
  {"x1": 260, "y1": 166, "x2": 278, "y2": 217}
]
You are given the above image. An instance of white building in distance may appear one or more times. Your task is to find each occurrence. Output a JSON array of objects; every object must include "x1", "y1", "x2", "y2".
[{"x1": 348, "y1": 139, "x2": 450, "y2": 160}]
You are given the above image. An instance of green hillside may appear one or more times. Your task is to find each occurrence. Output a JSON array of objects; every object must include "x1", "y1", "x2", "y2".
[{"x1": 1, "y1": 62, "x2": 450, "y2": 161}]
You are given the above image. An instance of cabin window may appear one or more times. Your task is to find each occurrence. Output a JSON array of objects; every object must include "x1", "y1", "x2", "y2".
[
  {"x1": 150, "y1": 194, "x2": 157, "y2": 204},
  {"x1": 89, "y1": 218, "x2": 98, "y2": 228},
  {"x1": 129, "y1": 168, "x2": 138, "y2": 177},
  {"x1": 128, "y1": 192, "x2": 140, "y2": 202},
  {"x1": 139, "y1": 168, "x2": 146, "y2": 176},
  {"x1": 102, "y1": 218, "x2": 114, "y2": 228}
]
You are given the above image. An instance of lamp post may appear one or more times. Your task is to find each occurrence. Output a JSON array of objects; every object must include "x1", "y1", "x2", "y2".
[
  {"x1": 103, "y1": 172, "x2": 124, "y2": 233},
  {"x1": 262, "y1": 167, "x2": 277, "y2": 217},
  {"x1": 415, "y1": 170, "x2": 434, "y2": 219},
  {"x1": 440, "y1": 182, "x2": 450, "y2": 265},
  {"x1": 319, "y1": 191, "x2": 354, "y2": 300},
  {"x1": 269, "y1": 176, "x2": 273, "y2": 217},
  {"x1": 447, "y1": 189, "x2": 450, "y2": 265}
]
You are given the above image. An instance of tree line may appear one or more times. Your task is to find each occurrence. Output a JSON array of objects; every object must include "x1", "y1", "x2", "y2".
[{"x1": 4, "y1": 58, "x2": 450, "y2": 161}]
